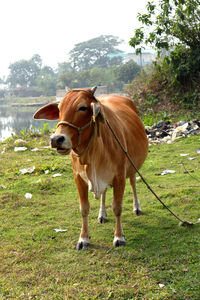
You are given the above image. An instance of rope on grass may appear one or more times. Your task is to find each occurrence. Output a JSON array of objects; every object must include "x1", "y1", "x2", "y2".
[{"x1": 105, "y1": 118, "x2": 200, "y2": 227}]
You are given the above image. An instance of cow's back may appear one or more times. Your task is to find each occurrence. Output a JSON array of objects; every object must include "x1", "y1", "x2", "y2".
[
  {"x1": 98, "y1": 94, "x2": 138, "y2": 114},
  {"x1": 98, "y1": 94, "x2": 148, "y2": 173}
]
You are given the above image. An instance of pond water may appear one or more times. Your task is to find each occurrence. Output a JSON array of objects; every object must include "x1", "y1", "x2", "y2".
[{"x1": 0, "y1": 105, "x2": 57, "y2": 141}]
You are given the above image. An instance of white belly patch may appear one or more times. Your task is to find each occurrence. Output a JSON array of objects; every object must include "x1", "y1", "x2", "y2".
[
  {"x1": 88, "y1": 178, "x2": 108, "y2": 199},
  {"x1": 78, "y1": 165, "x2": 112, "y2": 200}
]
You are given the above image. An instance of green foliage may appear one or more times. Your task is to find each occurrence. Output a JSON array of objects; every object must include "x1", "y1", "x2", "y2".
[
  {"x1": 76, "y1": 67, "x2": 116, "y2": 89},
  {"x1": 36, "y1": 66, "x2": 57, "y2": 96},
  {"x1": 30, "y1": 123, "x2": 51, "y2": 135},
  {"x1": 58, "y1": 66, "x2": 118, "y2": 91},
  {"x1": 129, "y1": 0, "x2": 200, "y2": 107},
  {"x1": 7, "y1": 54, "x2": 42, "y2": 88},
  {"x1": 114, "y1": 60, "x2": 141, "y2": 84},
  {"x1": 0, "y1": 89, "x2": 5, "y2": 98},
  {"x1": 144, "y1": 93, "x2": 159, "y2": 107},
  {"x1": 164, "y1": 46, "x2": 200, "y2": 90},
  {"x1": 130, "y1": 0, "x2": 200, "y2": 54},
  {"x1": 69, "y1": 35, "x2": 123, "y2": 71}
]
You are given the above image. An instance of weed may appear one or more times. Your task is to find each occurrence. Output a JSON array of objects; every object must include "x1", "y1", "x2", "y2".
[{"x1": 0, "y1": 133, "x2": 199, "y2": 298}]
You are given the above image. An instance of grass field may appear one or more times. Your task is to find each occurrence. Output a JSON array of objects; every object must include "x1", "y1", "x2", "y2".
[{"x1": 0, "y1": 132, "x2": 200, "y2": 299}]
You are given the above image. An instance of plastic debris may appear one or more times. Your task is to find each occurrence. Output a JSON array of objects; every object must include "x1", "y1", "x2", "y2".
[
  {"x1": 0, "y1": 184, "x2": 6, "y2": 189},
  {"x1": 19, "y1": 166, "x2": 35, "y2": 174},
  {"x1": 171, "y1": 122, "x2": 188, "y2": 141},
  {"x1": 161, "y1": 170, "x2": 176, "y2": 176},
  {"x1": 15, "y1": 139, "x2": 26, "y2": 144},
  {"x1": 14, "y1": 146, "x2": 27, "y2": 152},
  {"x1": 159, "y1": 283, "x2": 165, "y2": 288},
  {"x1": 25, "y1": 193, "x2": 32, "y2": 200},
  {"x1": 54, "y1": 229, "x2": 67, "y2": 232},
  {"x1": 187, "y1": 157, "x2": 196, "y2": 160},
  {"x1": 196, "y1": 149, "x2": 200, "y2": 154},
  {"x1": 45, "y1": 170, "x2": 50, "y2": 174},
  {"x1": 52, "y1": 173, "x2": 62, "y2": 177},
  {"x1": 146, "y1": 120, "x2": 200, "y2": 144},
  {"x1": 31, "y1": 148, "x2": 41, "y2": 152},
  {"x1": 180, "y1": 153, "x2": 189, "y2": 157}
]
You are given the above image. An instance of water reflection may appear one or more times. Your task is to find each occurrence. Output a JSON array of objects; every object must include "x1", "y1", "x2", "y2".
[{"x1": 0, "y1": 105, "x2": 57, "y2": 141}]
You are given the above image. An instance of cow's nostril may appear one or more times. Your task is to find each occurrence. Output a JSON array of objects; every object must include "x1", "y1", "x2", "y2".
[
  {"x1": 57, "y1": 136, "x2": 65, "y2": 145},
  {"x1": 51, "y1": 135, "x2": 65, "y2": 148}
]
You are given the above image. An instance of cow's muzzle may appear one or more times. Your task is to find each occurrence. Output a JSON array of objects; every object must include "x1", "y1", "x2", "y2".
[{"x1": 50, "y1": 134, "x2": 72, "y2": 155}]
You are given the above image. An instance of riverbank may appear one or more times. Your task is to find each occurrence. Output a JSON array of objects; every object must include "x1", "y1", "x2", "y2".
[
  {"x1": 10, "y1": 102, "x2": 50, "y2": 107},
  {"x1": 0, "y1": 96, "x2": 55, "y2": 106}
]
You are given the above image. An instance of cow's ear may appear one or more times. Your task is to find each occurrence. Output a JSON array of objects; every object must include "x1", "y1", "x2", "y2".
[
  {"x1": 90, "y1": 102, "x2": 105, "y2": 123},
  {"x1": 33, "y1": 103, "x2": 59, "y2": 120}
]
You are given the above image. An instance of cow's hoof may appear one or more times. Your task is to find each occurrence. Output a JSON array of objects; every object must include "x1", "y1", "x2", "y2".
[
  {"x1": 113, "y1": 236, "x2": 126, "y2": 247},
  {"x1": 98, "y1": 216, "x2": 107, "y2": 223},
  {"x1": 134, "y1": 209, "x2": 142, "y2": 216},
  {"x1": 76, "y1": 238, "x2": 90, "y2": 251}
]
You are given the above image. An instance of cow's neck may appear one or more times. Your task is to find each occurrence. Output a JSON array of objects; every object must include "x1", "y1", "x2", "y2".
[{"x1": 72, "y1": 121, "x2": 97, "y2": 158}]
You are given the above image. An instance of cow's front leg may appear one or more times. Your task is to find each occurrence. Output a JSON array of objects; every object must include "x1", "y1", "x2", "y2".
[
  {"x1": 112, "y1": 176, "x2": 126, "y2": 247},
  {"x1": 74, "y1": 174, "x2": 90, "y2": 251},
  {"x1": 98, "y1": 190, "x2": 107, "y2": 223}
]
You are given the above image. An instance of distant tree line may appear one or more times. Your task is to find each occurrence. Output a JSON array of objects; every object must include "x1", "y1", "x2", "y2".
[{"x1": 0, "y1": 35, "x2": 141, "y2": 98}]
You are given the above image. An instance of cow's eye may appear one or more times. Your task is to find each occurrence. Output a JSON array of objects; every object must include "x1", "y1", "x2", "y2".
[{"x1": 78, "y1": 106, "x2": 87, "y2": 112}]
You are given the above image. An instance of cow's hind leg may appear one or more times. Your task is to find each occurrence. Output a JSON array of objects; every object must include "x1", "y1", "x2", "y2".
[
  {"x1": 98, "y1": 190, "x2": 107, "y2": 223},
  {"x1": 112, "y1": 176, "x2": 126, "y2": 247},
  {"x1": 129, "y1": 174, "x2": 142, "y2": 215},
  {"x1": 74, "y1": 174, "x2": 90, "y2": 250}
]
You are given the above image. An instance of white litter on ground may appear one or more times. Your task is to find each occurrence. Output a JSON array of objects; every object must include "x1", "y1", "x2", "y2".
[
  {"x1": 19, "y1": 166, "x2": 35, "y2": 174},
  {"x1": 14, "y1": 146, "x2": 27, "y2": 152},
  {"x1": 25, "y1": 193, "x2": 32, "y2": 200},
  {"x1": 52, "y1": 173, "x2": 62, "y2": 177},
  {"x1": 54, "y1": 229, "x2": 67, "y2": 232},
  {"x1": 161, "y1": 170, "x2": 176, "y2": 176},
  {"x1": 14, "y1": 139, "x2": 26, "y2": 144},
  {"x1": 31, "y1": 148, "x2": 41, "y2": 152}
]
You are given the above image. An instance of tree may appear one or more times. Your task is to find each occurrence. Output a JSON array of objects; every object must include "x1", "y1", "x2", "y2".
[
  {"x1": 129, "y1": 0, "x2": 200, "y2": 54},
  {"x1": 57, "y1": 62, "x2": 73, "y2": 75},
  {"x1": 31, "y1": 54, "x2": 42, "y2": 69},
  {"x1": 114, "y1": 60, "x2": 141, "y2": 84},
  {"x1": 7, "y1": 54, "x2": 42, "y2": 88},
  {"x1": 36, "y1": 66, "x2": 57, "y2": 96},
  {"x1": 129, "y1": 0, "x2": 200, "y2": 91},
  {"x1": 69, "y1": 35, "x2": 123, "y2": 71},
  {"x1": 58, "y1": 72, "x2": 76, "y2": 89}
]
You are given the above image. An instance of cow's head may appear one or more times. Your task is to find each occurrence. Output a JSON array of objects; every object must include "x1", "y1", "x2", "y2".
[{"x1": 33, "y1": 87, "x2": 103, "y2": 155}]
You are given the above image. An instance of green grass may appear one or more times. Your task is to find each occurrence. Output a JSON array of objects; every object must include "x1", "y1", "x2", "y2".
[{"x1": 0, "y1": 132, "x2": 200, "y2": 299}]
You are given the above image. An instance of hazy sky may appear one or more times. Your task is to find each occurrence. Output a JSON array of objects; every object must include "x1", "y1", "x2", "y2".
[{"x1": 0, "y1": 0, "x2": 149, "y2": 78}]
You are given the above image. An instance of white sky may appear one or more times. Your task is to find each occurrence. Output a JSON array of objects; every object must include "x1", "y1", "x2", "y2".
[{"x1": 0, "y1": 0, "x2": 149, "y2": 78}]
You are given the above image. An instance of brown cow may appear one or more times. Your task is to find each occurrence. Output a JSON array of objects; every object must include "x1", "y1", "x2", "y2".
[{"x1": 34, "y1": 87, "x2": 148, "y2": 250}]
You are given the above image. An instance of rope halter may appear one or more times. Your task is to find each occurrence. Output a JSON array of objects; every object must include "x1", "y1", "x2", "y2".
[
  {"x1": 56, "y1": 87, "x2": 100, "y2": 157},
  {"x1": 56, "y1": 119, "x2": 94, "y2": 157}
]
